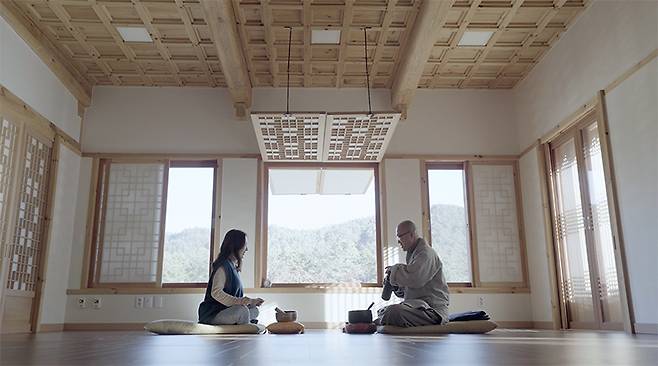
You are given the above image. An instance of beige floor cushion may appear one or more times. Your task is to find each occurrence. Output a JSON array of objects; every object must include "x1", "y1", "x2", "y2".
[
  {"x1": 266, "y1": 321, "x2": 305, "y2": 334},
  {"x1": 377, "y1": 320, "x2": 498, "y2": 335},
  {"x1": 145, "y1": 319, "x2": 266, "y2": 335}
]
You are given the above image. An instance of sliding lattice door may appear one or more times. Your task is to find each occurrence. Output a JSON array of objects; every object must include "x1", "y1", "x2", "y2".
[
  {"x1": 0, "y1": 118, "x2": 54, "y2": 333},
  {"x1": 547, "y1": 112, "x2": 623, "y2": 331}
]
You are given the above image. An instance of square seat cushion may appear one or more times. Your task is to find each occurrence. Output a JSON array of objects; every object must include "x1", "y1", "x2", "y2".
[
  {"x1": 144, "y1": 319, "x2": 266, "y2": 335},
  {"x1": 343, "y1": 322, "x2": 377, "y2": 334},
  {"x1": 266, "y1": 321, "x2": 305, "y2": 334},
  {"x1": 377, "y1": 320, "x2": 498, "y2": 335}
]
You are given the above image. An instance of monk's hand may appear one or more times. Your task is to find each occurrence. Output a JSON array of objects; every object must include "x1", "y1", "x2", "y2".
[{"x1": 250, "y1": 298, "x2": 265, "y2": 307}]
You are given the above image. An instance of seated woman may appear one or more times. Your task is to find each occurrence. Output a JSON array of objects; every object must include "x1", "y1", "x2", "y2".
[{"x1": 198, "y1": 229, "x2": 264, "y2": 325}]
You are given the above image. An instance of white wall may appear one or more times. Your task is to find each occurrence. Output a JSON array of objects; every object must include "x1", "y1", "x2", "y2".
[
  {"x1": 383, "y1": 159, "x2": 423, "y2": 266},
  {"x1": 388, "y1": 90, "x2": 517, "y2": 155},
  {"x1": 67, "y1": 158, "x2": 93, "y2": 290},
  {"x1": 513, "y1": 0, "x2": 658, "y2": 150},
  {"x1": 65, "y1": 291, "x2": 532, "y2": 326},
  {"x1": 83, "y1": 86, "x2": 517, "y2": 156},
  {"x1": 519, "y1": 147, "x2": 553, "y2": 322},
  {"x1": 39, "y1": 146, "x2": 81, "y2": 325},
  {"x1": 218, "y1": 158, "x2": 258, "y2": 288},
  {"x1": 605, "y1": 58, "x2": 658, "y2": 330},
  {"x1": 81, "y1": 87, "x2": 258, "y2": 154},
  {"x1": 0, "y1": 17, "x2": 80, "y2": 140},
  {"x1": 514, "y1": 0, "x2": 658, "y2": 331}
]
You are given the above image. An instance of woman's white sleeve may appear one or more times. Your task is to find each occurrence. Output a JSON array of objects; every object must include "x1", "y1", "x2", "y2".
[{"x1": 210, "y1": 267, "x2": 249, "y2": 306}]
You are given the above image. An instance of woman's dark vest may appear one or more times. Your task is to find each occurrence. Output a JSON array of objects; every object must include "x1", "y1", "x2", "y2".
[{"x1": 198, "y1": 259, "x2": 243, "y2": 324}]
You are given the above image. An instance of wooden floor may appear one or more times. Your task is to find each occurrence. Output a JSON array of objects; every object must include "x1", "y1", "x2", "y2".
[{"x1": 1, "y1": 329, "x2": 657, "y2": 365}]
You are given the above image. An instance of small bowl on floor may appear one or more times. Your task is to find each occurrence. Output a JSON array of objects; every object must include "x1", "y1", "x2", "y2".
[{"x1": 275, "y1": 310, "x2": 297, "y2": 323}]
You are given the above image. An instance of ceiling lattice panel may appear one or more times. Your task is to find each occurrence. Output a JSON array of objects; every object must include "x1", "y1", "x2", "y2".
[
  {"x1": 251, "y1": 112, "x2": 399, "y2": 161},
  {"x1": 8, "y1": 0, "x2": 588, "y2": 89},
  {"x1": 251, "y1": 113, "x2": 326, "y2": 161},
  {"x1": 324, "y1": 113, "x2": 399, "y2": 161}
]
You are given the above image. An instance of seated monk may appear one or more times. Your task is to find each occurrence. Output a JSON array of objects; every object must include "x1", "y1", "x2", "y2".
[{"x1": 375, "y1": 220, "x2": 450, "y2": 327}]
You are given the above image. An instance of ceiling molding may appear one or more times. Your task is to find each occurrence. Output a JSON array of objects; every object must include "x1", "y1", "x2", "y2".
[
  {"x1": 0, "y1": 1, "x2": 92, "y2": 106},
  {"x1": 391, "y1": 0, "x2": 455, "y2": 116}
]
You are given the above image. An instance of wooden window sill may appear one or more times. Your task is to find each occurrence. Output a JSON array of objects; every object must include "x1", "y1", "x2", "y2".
[{"x1": 67, "y1": 286, "x2": 530, "y2": 295}]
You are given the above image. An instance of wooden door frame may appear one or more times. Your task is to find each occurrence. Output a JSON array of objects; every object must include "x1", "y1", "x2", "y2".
[
  {"x1": 546, "y1": 131, "x2": 599, "y2": 330},
  {"x1": 0, "y1": 122, "x2": 58, "y2": 333},
  {"x1": 541, "y1": 93, "x2": 634, "y2": 333},
  {"x1": 0, "y1": 119, "x2": 28, "y2": 332}
]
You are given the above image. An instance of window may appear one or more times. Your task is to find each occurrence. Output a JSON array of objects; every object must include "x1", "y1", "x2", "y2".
[
  {"x1": 264, "y1": 164, "x2": 381, "y2": 285},
  {"x1": 162, "y1": 163, "x2": 216, "y2": 284},
  {"x1": 426, "y1": 163, "x2": 472, "y2": 284},
  {"x1": 423, "y1": 160, "x2": 528, "y2": 289},
  {"x1": 89, "y1": 159, "x2": 217, "y2": 287}
]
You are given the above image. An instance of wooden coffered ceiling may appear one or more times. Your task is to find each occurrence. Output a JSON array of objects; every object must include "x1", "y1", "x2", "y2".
[{"x1": 1, "y1": 0, "x2": 589, "y2": 113}]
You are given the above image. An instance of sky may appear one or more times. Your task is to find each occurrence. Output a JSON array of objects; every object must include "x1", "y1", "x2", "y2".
[
  {"x1": 164, "y1": 167, "x2": 214, "y2": 234},
  {"x1": 427, "y1": 169, "x2": 466, "y2": 207},
  {"x1": 162, "y1": 167, "x2": 467, "y2": 233},
  {"x1": 268, "y1": 180, "x2": 376, "y2": 230}
]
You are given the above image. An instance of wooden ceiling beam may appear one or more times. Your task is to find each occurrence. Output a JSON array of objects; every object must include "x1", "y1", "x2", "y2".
[
  {"x1": 0, "y1": 0, "x2": 92, "y2": 106},
  {"x1": 391, "y1": 0, "x2": 455, "y2": 118},
  {"x1": 335, "y1": 0, "x2": 354, "y2": 88},
  {"x1": 200, "y1": 0, "x2": 252, "y2": 119}
]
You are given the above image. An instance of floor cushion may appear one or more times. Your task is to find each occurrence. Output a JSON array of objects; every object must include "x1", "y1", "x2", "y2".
[
  {"x1": 377, "y1": 320, "x2": 498, "y2": 335},
  {"x1": 266, "y1": 321, "x2": 305, "y2": 334},
  {"x1": 343, "y1": 322, "x2": 377, "y2": 334},
  {"x1": 144, "y1": 319, "x2": 266, "y2": 335}
]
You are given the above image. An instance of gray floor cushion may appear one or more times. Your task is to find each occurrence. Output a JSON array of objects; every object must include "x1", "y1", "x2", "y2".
[
  {"x1": 145, "y1": 319, "x2": 266, "y2": 335},
  {"x1": 377, "y1": 320, "x2": 498, "y2": 335}
]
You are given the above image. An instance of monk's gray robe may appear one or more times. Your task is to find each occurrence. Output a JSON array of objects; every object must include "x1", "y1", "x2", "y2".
[{"x1": 378, "y1": 238, "x2": 450, "y2": 327}]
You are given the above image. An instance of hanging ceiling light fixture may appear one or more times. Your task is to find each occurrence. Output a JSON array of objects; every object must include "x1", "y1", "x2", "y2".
[
  {"x1": 363, "y1": 27, "x2": 372, "y2": 117},
  {"x1": 285, "y1": 26, "x2": 292, "y2": 117},
  {"x1": 251, "y1": 26, "x2": 327, "y2": 162},
  {"x1": 251, "y1": 25, "x2": 400, "y2": 162}
]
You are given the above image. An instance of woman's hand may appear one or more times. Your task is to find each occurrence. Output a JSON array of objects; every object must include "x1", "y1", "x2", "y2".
[{"x1": 249, "y1": 297, "x2": 265, "y2": 307}]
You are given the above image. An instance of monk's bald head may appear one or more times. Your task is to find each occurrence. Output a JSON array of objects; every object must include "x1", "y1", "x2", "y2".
[{"x1": 396, "y1": 220, "x2": 419, "y2": 251}]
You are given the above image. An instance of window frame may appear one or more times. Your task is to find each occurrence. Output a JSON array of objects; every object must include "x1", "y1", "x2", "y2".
[
  {"x1": 421, "y1": 159, "x2": 529, "y2": 289},
  {"x1": 260, "y1": 162, "x2": 384, "y2": 288},
  {"x1": 422, "y1": 162, "x2": 474, "y2": 287},
  {"x1": 86, "y1": 158, "x2": 219, "y2": 289}
]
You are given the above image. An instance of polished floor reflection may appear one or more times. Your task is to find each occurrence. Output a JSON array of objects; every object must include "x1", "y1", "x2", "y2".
[{"x1": 1, "y1": 329, "x2": 657, "y2": 365}]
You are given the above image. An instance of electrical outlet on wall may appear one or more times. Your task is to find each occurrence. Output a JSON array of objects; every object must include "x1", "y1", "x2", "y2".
[
  {"x1": 478, "y1": 296, "x2": 485, "y2": 307},
  {"x1": 135, "y1": 296, "x2": 144, "y2": 308},
  {"x1": 91, "y1": 297, "x2": 102, "y2": 309},
  {"x1": 77, "y1": 297, "x2": 87, "y2": 309},
  {"x1": 144, "y1": 296, "x2": 153, "y2": 308}
]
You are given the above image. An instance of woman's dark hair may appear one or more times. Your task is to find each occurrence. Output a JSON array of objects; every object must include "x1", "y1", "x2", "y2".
[{"x1": 212, "y1": 229, "x2": 247, "y2": 272}]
